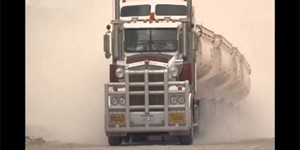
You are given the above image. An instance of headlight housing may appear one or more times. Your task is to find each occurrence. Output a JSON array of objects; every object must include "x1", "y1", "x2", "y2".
[
  {"x1": 169, "y1": 66, "x2": 178, "y2": 78},
  {"x1": 119, "y1": 96, "x2": 126, "y2": 106},
  {"x1": 111, "y1": 97, "x2": 118, "y2": 106},
  {"x1": 115, "y1": 67, "x2": 124, "y2": 78},
  {"x1": 177, "y1": 96, "x2": 185, "y2": 104},
  {"x1": 170, "y1": 96, "x2": 177, "y2": 105}
]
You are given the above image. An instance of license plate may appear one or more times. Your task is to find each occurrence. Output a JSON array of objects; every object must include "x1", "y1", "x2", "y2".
[
  {"x1": 141, "y1": 115, "x2": 154, "y2": 122},
  {"x1": 110, "y1": 114, "x2": 125, "y2": 125},
  {"x1": 169, "y1": 113, "x2": 185, "y2": 124}
]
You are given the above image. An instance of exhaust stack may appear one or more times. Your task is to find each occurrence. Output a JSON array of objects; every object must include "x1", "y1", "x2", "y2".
[
  {"x1": 187, "y1": 0, "x2": 192, "y2": 24},
  {"x1": 115, "y1": 0, "x2": 120, "y2": 20},
  {"x1": 112, "y1": 0, "x2": 121, "y2": 61},
  {"x1": 187, "y1": 0, "x2": 192, "y2": 31}
]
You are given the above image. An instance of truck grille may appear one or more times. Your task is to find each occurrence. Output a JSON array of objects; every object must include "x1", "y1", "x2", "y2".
[
  {"x1": 126, "y1": 67, "x2": 167, "y2": 110},
  {"x1": 105, "y1": 62, "x2": 190, "y2": 129},
  {"x1": 129, "y1": 74, "x2": 164, "y2": 82},
  {"x1": 129, "y1": 95, "x2": 165, "y2": 106}
]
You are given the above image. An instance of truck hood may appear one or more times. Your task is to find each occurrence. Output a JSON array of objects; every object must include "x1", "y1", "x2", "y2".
[{"x1": 126, "y1": 54, "x2": 173, "y2": 64}]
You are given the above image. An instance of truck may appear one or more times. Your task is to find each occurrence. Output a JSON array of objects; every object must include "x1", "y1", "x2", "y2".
[{"x1": 103, "y1": 0, "x2": 251, "y2": 145}]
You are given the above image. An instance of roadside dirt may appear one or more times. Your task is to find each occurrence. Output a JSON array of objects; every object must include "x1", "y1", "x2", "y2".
[{"x1": 26, "y1": 138, "x2": 274, "y2": 150}]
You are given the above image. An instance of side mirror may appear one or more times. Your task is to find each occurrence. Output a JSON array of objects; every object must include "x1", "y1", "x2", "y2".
[
  {"x1": 106, "y1": 25, "x2": 111, "y2": 31},
  {"x1": 103, "y1": 34, "x2": 111, "y2": 59},
  {"x1": 191, "y1": 23, "x2": 194, "y2": 29}
]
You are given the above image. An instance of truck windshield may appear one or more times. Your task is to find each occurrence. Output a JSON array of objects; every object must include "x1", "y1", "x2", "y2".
[
  {"x1": 125, "y1": 28, "x2": 177, "y2": 52},
  {"x1": 121, "y1": 5, "x2": 151, "y2": 17},
  {"x1": 155, "y1": 5, "x2": 187, "y2": 16}
]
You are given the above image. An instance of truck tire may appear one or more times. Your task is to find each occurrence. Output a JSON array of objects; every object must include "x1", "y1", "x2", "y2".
[
  {"x1": 179, "y1": 135, "x2": 193, "y2": 145},
  {"x1": 131, "y1": 134, "x2": 147, "y2": 142},
  {"x1": 193, "y1": 101, "x2": 200, "y2": 138},
  {"x1": 194, "y1": 125, "x2": 200, "y2": 138},
  {"x1": 108, "y1": 137, "x2": 122, "y2": 146}
]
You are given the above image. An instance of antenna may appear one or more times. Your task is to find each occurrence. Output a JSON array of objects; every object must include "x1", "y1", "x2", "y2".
[{"x1": 112, "y1": 0, "x2": 114, "y2": 19}]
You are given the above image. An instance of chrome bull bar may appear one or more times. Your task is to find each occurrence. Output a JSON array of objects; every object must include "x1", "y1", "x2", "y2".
[{"x1": 105, "y1": 68, "x2": 191, "y2": 132}]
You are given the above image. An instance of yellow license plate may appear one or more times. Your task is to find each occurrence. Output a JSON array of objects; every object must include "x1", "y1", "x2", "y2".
[
  {"x1": 109, "y1": 114, "x2": 125, "y2": 125},
  {"x1": 169, "y1": 113, "x2": 185, "y2": 124}
]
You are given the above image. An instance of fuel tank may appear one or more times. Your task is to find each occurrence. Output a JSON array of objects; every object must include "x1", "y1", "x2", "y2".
[{"x1": 194, "y1": 25, "x2": 251, "y2": 104}]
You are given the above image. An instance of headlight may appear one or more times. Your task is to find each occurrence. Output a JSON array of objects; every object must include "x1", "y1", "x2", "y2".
[
  {"x1": 119, "y1": 96, "x2": 126, "y2": 106},
  {"x1": 178, "y1": 96, "x2": 185, "y2": 104},
  {"x1": 169, "y1": 66, "x2": 178, "y2": 78},
  {"x1": 115, "y1": 67, "x2": 124, "y2": 78},
  {"x1": 111, "y1": 97, "x2": 118, "y2": 106},
  {"x1": 170, "y1": 96, "x2": 177, "y2": 105}
]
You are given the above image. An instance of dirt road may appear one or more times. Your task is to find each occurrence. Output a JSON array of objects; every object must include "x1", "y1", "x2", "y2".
[{"x1": 26, "y1": 138, "x2": 274, "y2": 150}]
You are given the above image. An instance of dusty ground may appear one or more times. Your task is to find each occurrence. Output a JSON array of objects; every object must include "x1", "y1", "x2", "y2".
[{"x1": 26, "y1": 138, "x2": 274, "y2": 150}]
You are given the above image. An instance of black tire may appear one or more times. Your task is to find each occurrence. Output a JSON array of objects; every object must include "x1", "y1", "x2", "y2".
[
  {"x1": 123, "y1": 135, "x2": 130, "y2": 143},
  {"x1": 108, "y1": 137, "x2": 122, "y2": 146},
  {"x1": 131, "y1": 134, "x2": 147, "y2": 142},
  {"x1": 179, "y1": 135, "x2": 193, "y2": 145},
  {"x1": 194, "y1": 125, "x2": 200, "y2": 138}
]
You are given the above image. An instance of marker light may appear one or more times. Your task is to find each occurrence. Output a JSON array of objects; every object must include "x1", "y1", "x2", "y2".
[
  {"x1": 119, "y1": 97, "x2": 126, "y2": 106},
  {"x1": 170, "y1": 96, "x2": 177, "y2": 105},
  {"x1": 115, "y1": 67, "x2": 125, "y2": 78},
  {"x1": 169, "y1": 66, "x2": 178, "y2": 78},
  {"x1": 111, "y1": 97, "x2": 118, "y2": 106},
  {"x1": 178, "y1": 96, "x2": 185, "y2": 104}
]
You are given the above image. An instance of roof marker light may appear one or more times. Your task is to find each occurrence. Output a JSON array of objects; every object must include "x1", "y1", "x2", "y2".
[
  {"x1": 131, "y1": 17, "x2": 138, "y2": 23},
  {"x1": 149, "y1": 12, "x2": 155, "y2": 20},
  {"x1": 164, "y1": 17, "x2": 171, "y2": 22}
]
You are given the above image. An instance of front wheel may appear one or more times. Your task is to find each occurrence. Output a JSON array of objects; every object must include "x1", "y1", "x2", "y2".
[
  {"x1": 193, "y1": 125, "x2": 200, "y2": 138},
  {"x1": 108, "y1": 137, "x2": 122, "y2": 146}
]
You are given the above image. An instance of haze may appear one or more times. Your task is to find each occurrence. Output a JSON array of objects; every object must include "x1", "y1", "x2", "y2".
[{"x1": 26, "y1": 0, "x2": 274, "y2": 145}]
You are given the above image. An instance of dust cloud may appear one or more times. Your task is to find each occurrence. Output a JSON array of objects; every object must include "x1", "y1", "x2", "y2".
[
  {"x1": 26, "y1": 0, "x2": 113, "y2": 145},
  {"x1": 26, "y1": 0, "x2": 274, "y2": 145},
  {"x1": 193, "y1": 0, "x2": 274, "y2": 143}
]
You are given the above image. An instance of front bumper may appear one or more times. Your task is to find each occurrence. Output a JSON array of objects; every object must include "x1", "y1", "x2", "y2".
[{"x1": 104, "y1": 68, "x2": 192, "y2": 135}]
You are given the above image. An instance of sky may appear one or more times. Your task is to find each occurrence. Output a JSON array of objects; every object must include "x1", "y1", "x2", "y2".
[{"x1": 26, "y1": 0, "x2": 274, "y2": 145}]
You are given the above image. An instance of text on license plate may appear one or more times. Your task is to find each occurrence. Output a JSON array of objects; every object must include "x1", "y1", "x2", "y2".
[
  {"x1": 169, "y1": 113, "x2": 185, "y2": 124},
  {"x1": 141, "y1": 115, "x2": 154, "y2": 122},
  {"x1": 110, "y1": 114, "x2": 125, "y2": 125}
]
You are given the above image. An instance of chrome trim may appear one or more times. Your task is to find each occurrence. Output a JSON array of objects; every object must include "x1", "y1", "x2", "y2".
[
  {"x1": 105, "y1": 61, "x2": 192, "y2": 132},
  {"x1": 107, "y1": 81, "x2": 187, "y2": 87},
  {"x1": 185, "y1": 81, "x2": 189, "y2": 127},
  {"x1": 126, "y1": 61, "x2": 145, "y2": 68},
  {"x1": 169, "y1": 105, "x2": 185, "y2": 108},
  {"x1": 149, "y1": 61, "x2": 168, "y2": 68},
  {"x1": 108, "y1": 91, "x2": 126, "y2": 95},
  {"x1": 128, "y1": 105, "x2": 185, "y2": 109},
  {"x1": 128, "y1": 70, "x2": 165, "y2": 74},
  {"x1": 105, "y1": 84, "x2": 109, "y2": 130},
  {"x1": 109, "y1": 106, "x2": 126, "y2": 109},
  {"x1": 164, "y1": 69, "x2": 169, "y2": 127},
  {"x1": 127, "y1": 82, "x2": 164, "y2": 86},
  {"x1": 145, "y1": 69, "x2": 149, "y2": 114},
  {"x1": 130, "y1": 105, "x2": 165, "y2": 110},
  {"x1": 106, "y1": 126, "x2": 190, "y2": 132},
  {"x1": 125, "y1": 70, "x2": 130, "y2": 129},
  {"x1": 126, "y1": 61, "x2": 167, "y2": 69}
]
